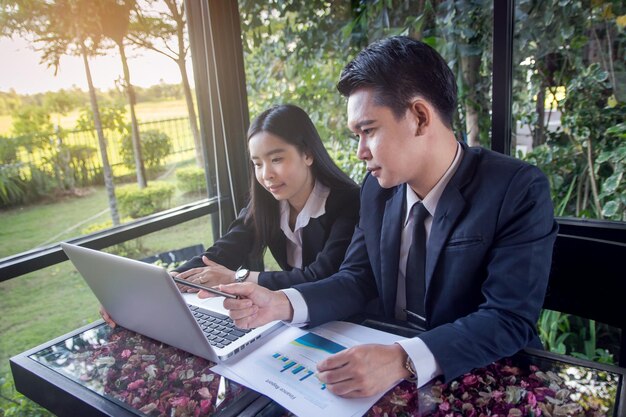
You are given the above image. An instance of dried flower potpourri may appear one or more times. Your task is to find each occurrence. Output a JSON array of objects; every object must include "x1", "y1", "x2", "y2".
[
  {"x1": 30, "y1": 324, "x2": 246, "y2": 417},
  {"x1": 30, "y1": 323, "x2": 620, "y2": 417},
  {"x1": 366, "y1": 358, "x2": 618, "y2": 417}
]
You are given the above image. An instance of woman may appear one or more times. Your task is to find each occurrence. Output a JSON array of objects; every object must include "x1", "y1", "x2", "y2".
[{"x1": 173, "y1": 104, "x2": 359, "y2": 291}]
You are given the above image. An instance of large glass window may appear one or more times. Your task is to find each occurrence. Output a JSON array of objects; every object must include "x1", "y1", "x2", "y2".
[
  {"x1": 0, "y1": 2, "x2": 222, "y2": 411},
  {"x1": 238, "y1": 0, "x2": 494, "y2": 181},
  {"x1": 510, "y1": 0, "x2": 625, "y2": 366},
  {"x1": 512, "y1": 1, "x2": 626, "y2": 221},
  {"x1": 0, "y1": 1, "x2": 210, "y2": 260}
]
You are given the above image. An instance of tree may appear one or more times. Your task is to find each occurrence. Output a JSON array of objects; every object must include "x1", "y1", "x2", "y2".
[
  {"x1": 0, "y1": 0, "x2": 121, "y2": 225},
  {"x1": 95, "y1": 0, "x2": 147, "y2": 189},
  {"x1": 128, "y1": 0, "x2": 202, "y2": 167},
  {"x1": 437, "y1": 0, "x2": 492, "y2": 147},
  {"x1": 239, "y1": 0, "x2": 359, "y2": 178}
]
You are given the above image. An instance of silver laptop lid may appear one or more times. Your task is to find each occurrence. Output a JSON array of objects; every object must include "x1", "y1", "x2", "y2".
[{"x1": 61, "y1": 243, "x2": 280, "y2": 362}]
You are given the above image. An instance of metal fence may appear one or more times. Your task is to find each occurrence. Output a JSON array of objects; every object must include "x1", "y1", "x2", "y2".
[{"x1": 12, "y1": 117, "x2": 197, "y2": 181}]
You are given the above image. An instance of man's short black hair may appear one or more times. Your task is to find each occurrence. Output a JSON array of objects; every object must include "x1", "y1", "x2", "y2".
[{"x1": 337, "y1": 36, "x2": 457, "y2": 128}]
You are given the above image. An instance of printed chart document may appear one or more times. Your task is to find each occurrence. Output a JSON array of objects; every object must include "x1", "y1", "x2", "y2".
[{"x1": 212, "y1": 321, "x2": 405, "y2": 417}]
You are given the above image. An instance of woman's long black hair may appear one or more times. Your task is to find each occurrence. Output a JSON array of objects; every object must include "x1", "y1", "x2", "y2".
[{"x1": 245, "y1": 104, "x2": 357, "y2": 256}]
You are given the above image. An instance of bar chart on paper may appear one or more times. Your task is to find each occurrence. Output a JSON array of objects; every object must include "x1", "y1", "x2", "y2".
[
  {"x1": 272, "y1": 332, "x2": 347, "y2": 390},
  {"x1": 259, "y1": 332, "x2": 347, "y2": 408}
]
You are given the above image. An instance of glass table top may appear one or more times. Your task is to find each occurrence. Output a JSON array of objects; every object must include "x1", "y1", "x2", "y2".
[
  {"x1": 29, "y1": 323, "x2": 248, "y2": 416},
  {"x1": 27, "y1": 321, "x2": 624, "y2": 417},
  {"x1": 369, "y1": 353, "x2": 622, "y2": 416}
]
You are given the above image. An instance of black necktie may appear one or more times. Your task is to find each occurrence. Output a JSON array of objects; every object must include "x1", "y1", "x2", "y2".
[{"x1": 405, "y1": 202, "x2": 429, "y2": 327}]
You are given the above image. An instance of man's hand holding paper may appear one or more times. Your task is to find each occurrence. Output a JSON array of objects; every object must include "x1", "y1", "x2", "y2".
[{"x1": 316, "y1": 343, "x2": 411, "y2": 397}]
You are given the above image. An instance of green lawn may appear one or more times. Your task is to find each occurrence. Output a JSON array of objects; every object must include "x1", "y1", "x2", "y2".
[{"x1": 0, "y1": 188, "x2": 110, "y2": 257}]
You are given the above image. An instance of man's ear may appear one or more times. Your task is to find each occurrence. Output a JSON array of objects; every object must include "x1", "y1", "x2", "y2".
[{"x1": 408, "y1": 100, "x2": 431, "y2": 136}]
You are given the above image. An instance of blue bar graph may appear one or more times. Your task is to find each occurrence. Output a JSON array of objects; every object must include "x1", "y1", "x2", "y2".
[
  {"x1": 281, "y1": 361, "x2": 296, "y2": 372},
  {"x1": 299, "y1": 370, "x2": 314, "y2": 381}
]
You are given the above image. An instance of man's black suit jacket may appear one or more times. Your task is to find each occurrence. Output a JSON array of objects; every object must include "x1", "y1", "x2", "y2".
[
  {"x1": 294, "y1": 143, "x2": 558, "y2": 382},
  {"x1": 175, "y1": 185, "x2": 360, "y2": 290}
]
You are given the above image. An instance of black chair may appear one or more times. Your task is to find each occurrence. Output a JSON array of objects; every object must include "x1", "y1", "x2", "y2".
[
  {"x1": 544, "y1": 234, "x2": 626, "y2": 366},
  {"x1": 140, "y1": 244, "x2": 204, "y2": 266}
]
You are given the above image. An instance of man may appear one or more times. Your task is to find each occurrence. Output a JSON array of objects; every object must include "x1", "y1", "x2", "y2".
[{"x1": 202, "y1": 36, "x2": 558, "y2": 397}]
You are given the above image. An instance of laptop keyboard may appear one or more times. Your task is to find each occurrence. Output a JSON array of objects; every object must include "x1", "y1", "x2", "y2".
[{"x1": 188, "y1": 305, "x2": 252, "y2": 349}]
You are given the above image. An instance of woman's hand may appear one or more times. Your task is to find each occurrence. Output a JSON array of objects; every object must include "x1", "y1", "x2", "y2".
[{"x1": 175, "y1": 256, "x2": 236, "y2": 291}]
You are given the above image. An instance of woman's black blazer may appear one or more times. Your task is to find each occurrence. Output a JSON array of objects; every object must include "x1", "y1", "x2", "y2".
[{"x1": 174, "y1": 185, "x2": 360, "y2": 290}]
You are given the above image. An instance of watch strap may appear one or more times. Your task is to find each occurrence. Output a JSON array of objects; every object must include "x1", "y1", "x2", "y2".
[{"x1": 404, "y1": 355, "x2": 418, "y2": 383}]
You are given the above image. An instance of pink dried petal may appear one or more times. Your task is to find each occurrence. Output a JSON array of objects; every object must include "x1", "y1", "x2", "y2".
[
  {"x1": 170, "y1": 395, "x2": 190, "y2": 408},
  {"x1": 462, "y1": 375, "x2": 479, "y2": 386},
  {"x1": 127, "y1": 379, "x2": 145, "y2": 390},
  {"x1": 199, "y1": 399, "x2": 211, "y2": 413},
  {"x1": 197, "y1": 387, "x2": 212, "y2": 399}
]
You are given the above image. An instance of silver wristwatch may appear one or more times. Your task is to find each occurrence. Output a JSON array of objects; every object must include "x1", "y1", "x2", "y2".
[{"x1": 235, "y1": 267, "x2": 250, "y2": 283}]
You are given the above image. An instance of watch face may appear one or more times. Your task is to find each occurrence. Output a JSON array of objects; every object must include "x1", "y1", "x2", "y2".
[{"x1": 236, "y1": 268, "x2": 249, "y2": 282}]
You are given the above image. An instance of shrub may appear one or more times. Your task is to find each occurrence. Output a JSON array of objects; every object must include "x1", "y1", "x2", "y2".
[
  {"x1": 66, "y1": 144, "x2": 98, "y2": 187},
  {"x1": 106, "y1": 240, "x2": 147, "y2": 259},
  {"x1": 0, "y1": 166, "x2": 26, "y2": 207},
  {"x1": 0, "y1": 137, "x2": 19, "y2": 164},
  {"x1": 116, "y1": 181, "x2": 175, "y2": 218},
  {"x1": 120, "y1": 129, "x2": 172, "y2": 171},
  {"x1": 176, "y1": 166, "x2": 206, "y2": 194}
]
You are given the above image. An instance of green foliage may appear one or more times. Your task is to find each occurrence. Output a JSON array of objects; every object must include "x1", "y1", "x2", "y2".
[
  {"x1": 76, "y1": 102, "x2": 128, "y2": 134},
  {"x1": 0, "y1": 377, "x2": 52, "y2": 417},
  {"x1": 175, "y1": 166, "x2": 206, "y2": 194},
  {"x1": 134, "y1": 83, "x2": 185, "y2": 103},
  {"x1": 329, "y1": 140, "x2": 366, "y2": 183},
  {"x1": 436, "y1": 0, "x2": 493, "y2": 146},
  {"x1": 0, "y1": 136, "x2": 19, "y2": 164},
  {"x1": 0, "y1": 91, "x2": 22, "y2": 116},
  {"x1": 0, "y1": 164, "x2": 61, "y2": 208},
  {"x1": 120, "y1": 129, "x2": 172, "y2": 171},
  {"x1": 116, "y1": 181, "x2": 174, "y2": 218},
  {"x1": 65, "y1": 144, "x2": 100, "y2": 186},
  {"x1": 0, "y1": 166, "x2": 26, "y2": 206},
  {"x1": 106, "y1": 240, "x2": 148, "y2": 260},
  {"x1": 240, "y1": 1, "x2": 354, "y2": 155},
  {"x1": 522, "y1": 143, "x2": 579, "y2": 216},
  {"x1": 538, "y1": 310, "x2": 571, "y2": 355},
  {"x1": 569, "y1": 319, "x2": 616, "y2": 365},
  {"x1": 43, "y1": 89, "x2": 80, "y2": 115},
  {"x1": 0, "y1": 84, "x2": 185, "y2": 118},
  {"x1": 524, "y1": 64, "x2": 626, "y2": 220},
  {"x1": 10, "y1": 105, "x2": 54, "y2": 151},
  {"x1": 538, "y1": 310, "x2": 616, "y2": 365}
]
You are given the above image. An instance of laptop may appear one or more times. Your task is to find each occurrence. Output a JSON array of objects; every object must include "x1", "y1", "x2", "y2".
[{"x1": 61, "y1": 242, "x2": 282, "y2": 363}]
